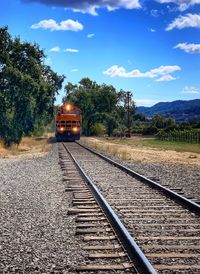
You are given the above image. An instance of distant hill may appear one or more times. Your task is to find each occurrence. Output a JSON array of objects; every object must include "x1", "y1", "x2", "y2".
[{"x1": 136, "y1": 99, "x2": 200, "y2": 122}]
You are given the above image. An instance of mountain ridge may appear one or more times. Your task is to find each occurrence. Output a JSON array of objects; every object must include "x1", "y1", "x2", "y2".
[{"x1": 136, "y1": 99, "x2": 200, "y2": 122}]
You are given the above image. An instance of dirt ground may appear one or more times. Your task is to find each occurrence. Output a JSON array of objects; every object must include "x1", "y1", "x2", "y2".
[{"x1": 81, "y1": 137, "x2": 200, "y2": 167}]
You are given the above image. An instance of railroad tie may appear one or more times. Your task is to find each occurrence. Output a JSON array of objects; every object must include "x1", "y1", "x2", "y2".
[
  {"x1": 87, "y1": 252, "x2": 127, "y2": 258},
  {"x1": 76, "y1": 223, "x2": 108, "y2": 228},
  {"x1": 68, "y1": 208, "x2": 101, "y2": 214},
  {"x1": 72, "y1": 197, "x2": 95, "y2": 201},
  {"x1": 65, "y1": 186, "x2": 87, "y2": 192},
  {"x1": 73, "y1": 194, "x2": 94, "y2": 199},
  {"x1": 76, "y1": 217, "x2": 106, "y2": 222},
  {"x1": 76, "y1": 262, "x2": 133, "y2": 271},
  {"x1": 146, "y1": 253, "x2": 200, "y2": 258},
  {"x1": 73, "y1": 201, "x2": 96, "y2": 205},
  {"x1": 83, "y1": 235, "x2": 116, "y2": 241},
  {"x1": 76, "y1": 205, "x2": 99, "y2": 209},
  {"x1": 142, "y1": 244, "x2": 200, "y2": 251},
  {"x1": 155, "y1": 265, "x2": 200, "y2": 270},
  {"x1": 82, "y1": 244, "x2": 121, "y2": 250},
  {"x1": 77, "y1": 213, "x2": 104, "y2": 218},
  {"x1": 76, "y1": 227, "x2": 112, "y2": 235}
]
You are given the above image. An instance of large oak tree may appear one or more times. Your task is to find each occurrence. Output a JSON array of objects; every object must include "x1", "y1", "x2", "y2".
[{"x1": 0, "y1": 27, "x2": 64, "y2": 146}]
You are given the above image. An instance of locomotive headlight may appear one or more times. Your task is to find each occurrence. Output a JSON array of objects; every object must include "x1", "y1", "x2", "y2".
[
  {"x1": 72, "y1": 127, "x2": 78, "y2": 132},
  {"x1": 65, "y1": 104, "x2": 71, "y2": 111},
  {"x1": 60, "y1": 127, "x2": 65, "y2": 131}
]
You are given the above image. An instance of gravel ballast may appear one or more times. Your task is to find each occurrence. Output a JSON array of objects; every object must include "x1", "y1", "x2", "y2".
[{"x1": 0, "y1": 144, "x2": 83, "y2": 274}]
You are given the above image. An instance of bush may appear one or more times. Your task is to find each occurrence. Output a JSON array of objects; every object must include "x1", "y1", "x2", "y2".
[
  {"x1": 142, "y1": 125, "x2": 158, "y2": 135},
  {"x1": 90, "y1": 123, "x2": 106, "y2": 136},
  {"x1": 113, "y1": 126, "x2": 127, "y2": 137}
]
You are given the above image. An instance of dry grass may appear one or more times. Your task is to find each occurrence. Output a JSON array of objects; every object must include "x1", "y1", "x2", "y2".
[
  {"x1": 0, "y1": 136, "x2": 52, "y2": 158},
  {"x1": 81, "y1": 138, "x2": 140, "y2": 160},
  {"x1": 81, "y1": 137, "x2": 200, "y2": 166}
]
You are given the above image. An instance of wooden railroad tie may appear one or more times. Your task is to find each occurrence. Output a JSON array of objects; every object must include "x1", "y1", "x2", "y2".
[{"x1": 76, "y1": 262, "x2": 133, "y2": 271}]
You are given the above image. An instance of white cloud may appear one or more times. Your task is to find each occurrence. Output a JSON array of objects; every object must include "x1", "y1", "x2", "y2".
[
  {"x1": 71, "y1": 68, "x2": 79, "y2": 72},
  {"x1": 87, "y1": 33, "x2": 95, "y2": 38},
  {"x1": 174, "y1": 42, "x2": 200, "y2": 53},
  {"x1": 49, "y1": 46, "x2": 60, "y2": 52},
  {"x1": 157, "y1": 1, "x2": 200, "y2": 11},
  {"x1": 31, "y1": 19, "x2": 83, "y2": 31},
  {"x1": 182, "y1": 86, "x2": 200, "y2": 94},
  {"x1": 166, "y1": 13, "x2": 200, "y2": 31},
  {"x1": 155, "y1": 74, "x2": 176, "y2": 81},
  {"x1": 72, "y1": 6, "x2": 99, "y2": 16},
  {"x1": 103, "y1": 65, "x2": 181, "y2": 81},
  {"x1": 150, "y1": 28, "x2": 156, "y2": 32},
  {"x1": 64, "y1": 48, "x2": 79, "y2": 53},
  {"x1": 24, "y1": 0, "x2": 141, "y2": 15}
]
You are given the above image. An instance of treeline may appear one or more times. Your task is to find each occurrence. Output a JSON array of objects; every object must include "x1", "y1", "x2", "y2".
[
  {"x1": 132, "y1": 113, "x2": 200, "y2": 143},
  {"x1": 63, "y1": 78, "x2": 135, "y2": 136},
  {"x1": 0, "y1": 27, "x2": 64, "y2": 146},
  {"x1": 132, "y1": 113, "x2": 200, "y2": 134}
]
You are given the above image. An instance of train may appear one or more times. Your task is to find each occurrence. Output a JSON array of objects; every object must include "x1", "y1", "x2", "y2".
[{"x1": 55, "y1": 102, "x2": 81, "y2": 141}]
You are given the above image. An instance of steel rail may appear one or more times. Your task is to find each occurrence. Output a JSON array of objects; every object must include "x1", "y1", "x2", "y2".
[
  {"x1": 62, "y1": 143, "x2": 157, "y2": 274},
  {"x1": 76, "y1": 141, "x2": 200, "y2": 214}
]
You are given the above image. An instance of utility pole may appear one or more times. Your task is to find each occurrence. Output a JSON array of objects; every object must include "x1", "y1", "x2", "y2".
[{"x1": 127, "y1": 91, "x2": 131, "y2": 138}]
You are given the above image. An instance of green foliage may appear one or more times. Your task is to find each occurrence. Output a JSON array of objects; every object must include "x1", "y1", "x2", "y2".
[
  {"x1": 116, "y1": 90, "x2": 135, "y2": 128},
  {"x1": 0, "y1": 26, "x2": 64, "y2": 146},
  {"x1": 91, "y1": 123, "x2": 106, "y2": 136},
  {"x1": 133, "y1": 113, "x2": 146, "y2": 121},
  {"x1": 178, "y1": 122, "x2": 192, "y2": 130},
  {"x1": 102, "y1": 112, "x2": 119, "y2": 137},
  {"x1": 136, "y1": 113, "x2": 200, "y2": 143},
  {"x1": 63, "y1": 78, "x2": 135, "y2": 136},
  {"x1": 156, "y1": 129, "x2": 200, "y2": 144},
  {"x1": 131, "y1": 114, "x2": 178, "y2": 136},
  {"x1": 143, "y1": 125, "x2": 158, "y2": 135}
]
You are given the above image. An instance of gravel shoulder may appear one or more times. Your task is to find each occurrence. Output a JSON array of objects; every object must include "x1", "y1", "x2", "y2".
[{"x1": 0, "y1": 144, "x2": 83, "y2": 274}]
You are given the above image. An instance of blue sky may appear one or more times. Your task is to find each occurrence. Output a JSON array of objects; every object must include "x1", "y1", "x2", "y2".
[{"x1": 1, "y1": 0, "x2": 200, "y2": 106}]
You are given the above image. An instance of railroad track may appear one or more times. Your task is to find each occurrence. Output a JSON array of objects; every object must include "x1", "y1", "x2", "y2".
[
  {"x1": 59, "y1": 143, "x2": 155, "y2": 273},
  {"x1": 60, "y1": 141, "x2": 200, "y2": 273}
]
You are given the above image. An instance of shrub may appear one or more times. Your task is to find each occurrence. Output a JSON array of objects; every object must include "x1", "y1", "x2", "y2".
[
  {"x1": 90, "y1": 123, "x2": 106, "y2": 136},
  {"x1": 142, "y1": 125, "x2": 158, "y2": 135}
]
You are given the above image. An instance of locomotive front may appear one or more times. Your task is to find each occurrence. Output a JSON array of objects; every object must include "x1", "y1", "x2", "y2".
[{"x1": 55, "y1": 103, "x2": 81, "y2": 141}]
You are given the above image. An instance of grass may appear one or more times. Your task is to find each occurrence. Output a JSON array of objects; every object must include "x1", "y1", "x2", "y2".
[
  {"x1": 98, "y1": 136, "x2": 200, "y2": 154},
  {"x1": 0, "y1": 136, "x2": 52, "y2": 158},
  {"x1": 81, "y1": 136, "x2": 200, "y2": 164}
]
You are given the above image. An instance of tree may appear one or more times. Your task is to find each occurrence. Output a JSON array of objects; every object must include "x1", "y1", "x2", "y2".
[
  {"x1": 151, "y1": 114, "x2": 166, "y2": 129},
  {"x1": 134, "y1": 113, "x2": 146, "y2": 122},
  {"x1": 103, "y1": 112, "x2": 119, "y2": 137},
  {"x1": 0, "y1": 26, "x2": 64, "y2": 146},
  {"x1": 62, "y1": 78, "x2": 132, "y2": 136},
  {"x1": 116, "y1": 90, "x2": 135, "y2": 134}
]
